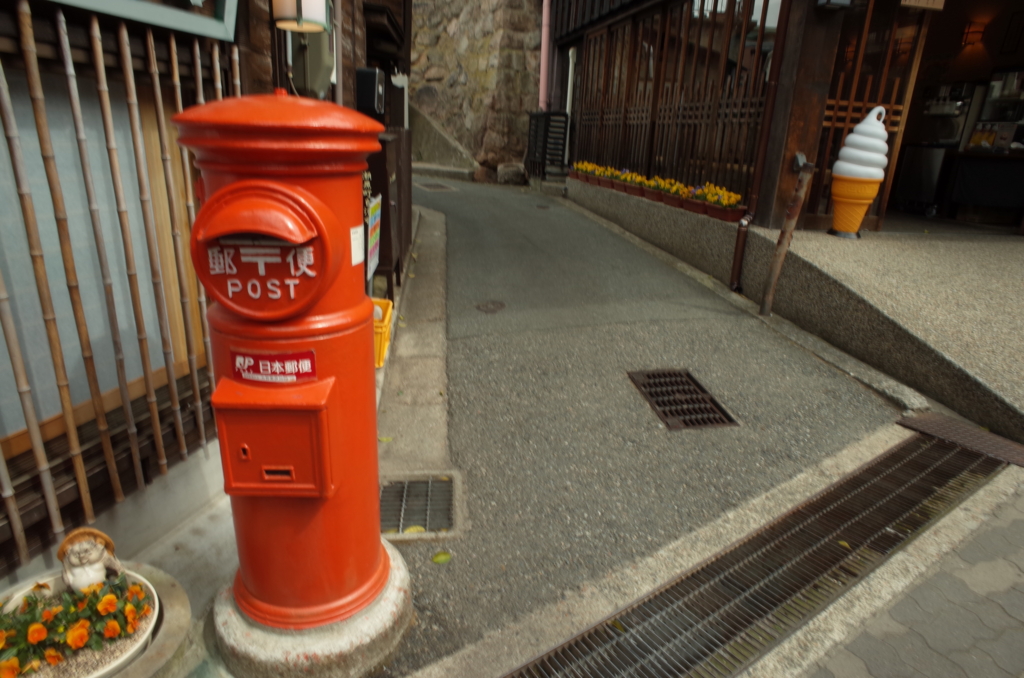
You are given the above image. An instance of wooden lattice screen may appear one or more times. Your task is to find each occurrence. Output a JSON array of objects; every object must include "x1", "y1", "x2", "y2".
[{"x1": 572, "y1": 0, "x2": 786, "y2": 201}]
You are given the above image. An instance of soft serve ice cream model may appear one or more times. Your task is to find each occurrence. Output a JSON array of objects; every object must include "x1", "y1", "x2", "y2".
[{"x1": 829, "y1": 106, "x2": 889, "y2": 238}]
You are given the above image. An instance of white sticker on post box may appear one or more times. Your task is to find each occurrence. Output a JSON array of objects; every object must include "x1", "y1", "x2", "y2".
[
  {"x1": 231, "y1": 350, "x2": 316, "y2": 383},
  {"x1": 350, "y1": 225, "x2": 365, "y2": 266}
]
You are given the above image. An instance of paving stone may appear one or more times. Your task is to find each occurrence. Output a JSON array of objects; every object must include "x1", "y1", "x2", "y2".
[
  {"x1": 807, "y1": 666, "x2": 837, "y2": 678},
  {"x1": 956, "y1": 559, "x2": 1024, "y2": 596},
  {"x1": 958, "y1": 539, "x2": 998, "y2": 565},
  {"x1": 975, "y1": 531, "x2": 1020, "y2": 560},
  {"x1": 864, "y1": 611, "x2": 909, "y2": 639},
  {"x1": 824, "y1": 647, "x2": 874, "y2": 678},
  {"x1": 847, "y1": 634, "x2": 922, "y2": 678},
  {"x1": 887, "y1": 630, "x2": 968, "y2": 678},
  {"x1": 1007, "y1": 549, "x2": 1024, "y2": 572},
  {"x1": 913, "y1": 604, "x2": 997, "y2": 653},
  {"x1": 948, "y1": 649, "x2": 1013, "y2": 678},
  {"x1": 976, "y1": 627, "x2": 1024, "y2": 675},
  {"x1": 965, "y1": 597, "x2": 1022, "y2": 633},
  {"x1": 1001, "y1": 520, "x2": 1024, "y2": 547},
  {"x1": 932, "y1": 571, "x2": 987, "y2": 606},
  {"x1": 889, "y1": 596, "x2": 932, "y2": 628},
  {"x1": 908, "y1": 581, "x2": 958, "y2": 615},
  {"x1": 992, "y1": 588, "x2": 1024, "y2": 622}
]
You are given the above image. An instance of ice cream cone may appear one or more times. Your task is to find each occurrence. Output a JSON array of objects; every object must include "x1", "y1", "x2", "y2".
[{"x1": 829, "y1": 175, "x2": 882, "y2": 238}]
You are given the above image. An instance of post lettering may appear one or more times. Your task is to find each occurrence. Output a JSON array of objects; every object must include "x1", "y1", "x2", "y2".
[
  {"x1": 227, "y1": 278, "x2": 242, "y2": 298},
  {"x1": 267, "y1": 278, "x2": 282, "y2": 299},
  {"x1": 284, "y1": 278, "x2": 300, "y2": 299},
  {"x1": 247, "y1": 279, "x2": 261, "y2": 299}
]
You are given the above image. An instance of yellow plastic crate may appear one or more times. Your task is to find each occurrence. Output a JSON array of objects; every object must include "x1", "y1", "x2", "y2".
[{"x1": 372, "y1": 298, "x2": 393, "y2": 368}]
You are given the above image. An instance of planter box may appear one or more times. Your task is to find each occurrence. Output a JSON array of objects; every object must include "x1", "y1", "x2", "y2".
[
  {"x1": 625, "y1": 184, "x2": 644, "y2": 197},
  {"x1": 568, "y1": 170, "x2": 578, "y2": 180},
  {"x1": 664, "y1": 193, "x2": 684, "y2": 208},
  {"x1": 706, "y1": 204, "x2": 747, "y2": 222},
  {"x1": 612, "y1": 180, "x2": 627, "y2": 193},
  {"x1": 598, "y1": 177, "x2": 613, "y2": 188},
  {"x1": 643, "y1": 187, "x2": 663, "y2": 202},
  {"x1": 683, "y1": 199, "x2": 708, "y2": 214}
]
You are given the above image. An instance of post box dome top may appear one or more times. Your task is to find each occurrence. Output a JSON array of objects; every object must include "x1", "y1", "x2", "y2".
[{"x1": 174, "y1": 89, "x2": 385, "y2": 172}]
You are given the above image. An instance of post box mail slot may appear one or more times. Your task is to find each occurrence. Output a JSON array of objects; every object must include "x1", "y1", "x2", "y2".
[{"x1": 212, "y1": 377, "x2": 336, "y2": 498}]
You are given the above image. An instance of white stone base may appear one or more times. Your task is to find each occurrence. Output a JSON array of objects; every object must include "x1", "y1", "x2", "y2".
[{"x1": 213, "y1": 539, "x2": 412, "y2": 678}]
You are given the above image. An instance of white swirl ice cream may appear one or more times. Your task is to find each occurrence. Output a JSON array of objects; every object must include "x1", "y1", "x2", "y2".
[{"x1": 832, "y1": 106, "x2": 889, "y2": 180}]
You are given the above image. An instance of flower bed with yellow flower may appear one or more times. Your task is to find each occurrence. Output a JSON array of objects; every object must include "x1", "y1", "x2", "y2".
[
  {"x1": 571, "y1": 163, "x2": 743, "y2": 207},
  {"x1": 0, "y1": 575, "x2": 153, "y2": 677}
]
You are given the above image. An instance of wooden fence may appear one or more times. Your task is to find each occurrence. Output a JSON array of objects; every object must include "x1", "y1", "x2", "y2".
[{"x1": 0, "y1": 1, "x2": 239, "y2": 573}]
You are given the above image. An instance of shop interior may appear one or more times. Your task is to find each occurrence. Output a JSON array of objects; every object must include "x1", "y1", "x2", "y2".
[{"x1": 889, "y1": 0, "x2": 1024, "y2": 233}]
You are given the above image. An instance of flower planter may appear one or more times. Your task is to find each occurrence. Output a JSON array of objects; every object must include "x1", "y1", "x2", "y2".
[
  {"x1": 683, "y1": 198, "x2": 708, "y2": 214},
  {"x1": 643, "y1": 187, "x2": 663, "y2": 202},
  {"x1": 568, "y1": 170, "x2": 578, "y2": 180},
  {"x1": 612, "y1": 180, "x2": 627, "y2": 193},
  {"x1": 598, "y1": 177, "x2": 613, "y2": 189},
  {"x1": 625, "y1": 184, "x2": 644, "y2": 197},
  {"x1": 705, "y1": 204, "x2": 747, "y2": 222},
  {"x1": 2, "y1": 571, "x2": 159, "y2": 678},
  {"x1": 663, "y1": 193, "x2": 684, "y2": 208}
]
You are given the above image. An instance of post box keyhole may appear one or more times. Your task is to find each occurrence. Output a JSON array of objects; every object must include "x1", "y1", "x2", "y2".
[{"x1": 240, "y1": 444, "x2": 250, "y2": 461}]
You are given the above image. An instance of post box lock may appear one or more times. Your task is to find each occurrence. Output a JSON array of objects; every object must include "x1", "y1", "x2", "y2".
[
  {"x1": 212, "y1": 376, "x2": 336, "y2": 498},
  {"x1": 191, "y1": 180, "x2": 344, "y2": 322}
]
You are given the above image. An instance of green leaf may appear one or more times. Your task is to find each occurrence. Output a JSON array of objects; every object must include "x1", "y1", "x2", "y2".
[
  {"x1": 431, "y1": 551, "x2": 451, "y2": 564},
  {"x1": 0, "y1": 646, "x2": 16, "y2": 661}
]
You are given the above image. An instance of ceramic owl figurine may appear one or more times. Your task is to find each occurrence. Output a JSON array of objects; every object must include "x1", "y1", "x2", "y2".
[{"x1": 57, "y1": 528, "x2": 124, "y2": 593}]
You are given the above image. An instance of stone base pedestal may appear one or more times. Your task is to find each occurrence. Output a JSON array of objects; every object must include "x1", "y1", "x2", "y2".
[{"x1": 213, "y1": 539, "x2": 412, "y2": 678}]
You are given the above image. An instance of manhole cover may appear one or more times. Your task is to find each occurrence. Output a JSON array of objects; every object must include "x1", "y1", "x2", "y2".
[
  {"x1": 475, "y1": 300, "x2": 506, "y2": 314},
  {"x1": 628, "y1": 370, "x2": 736, "y2": 429},
  {"x1": 415, "y1": 182, "x2": 456, "y2": 192},
  {"x1": 380, "y1": 477, "x2": 453, "y2": 535},
  {"x1": 503, "y1": 433, "x2": 1006, "y2": 678}
]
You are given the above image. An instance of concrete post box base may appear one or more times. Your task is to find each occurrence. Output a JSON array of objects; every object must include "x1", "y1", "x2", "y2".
[{"x1": 213, "y1": 539, "x2": 412, "y2": 678}]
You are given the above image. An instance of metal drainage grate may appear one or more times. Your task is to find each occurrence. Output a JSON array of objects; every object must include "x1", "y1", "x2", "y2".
[
  {"x1": 898, "y1": 413, "x2": 1024, "y2": 467},
  {"x1": 415, "y1": 182, "x2": 456, "y2": 192},
  {"x1": 503, "y1": 433, "x2": 1005, "y2": 678},
  {"x1": 380, "y1": 478, "x2": 453, "y2": 535},
  {"x1": 628, "y1": 370, "x2": 736, "y2": 429}
]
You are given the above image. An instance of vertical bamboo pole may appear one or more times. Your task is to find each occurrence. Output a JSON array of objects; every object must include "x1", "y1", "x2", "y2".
[
  {"x1": 14, "y1": 1, "x2": 95, "y2": 524},
  {"x1": 172, "y1": 35, "x2": 214, "y2": 390},
  {"x1": 212, "y1": 43, "x2": 223, "y2": 100},
  {"x1": 193, "y1": 39, "x2": 206, "y2": 105},
  {"x1": 56, "y1": 10, "x2": 131, "y2": 499},
  {"x1": 91, "y1": 17, "x2": 164, "y2": 480},
  {"x1": 0, "y1": 58, "x2": 70, "y2": 537},
  {"x1": 119, "y1": 22, "x2": 185, "y2": 470},
  {"x1": 0, "y1": 265, "x2": 40, "y2": 563},
  {"x1": 147, "y1": 30, "x2": 206, "y2": 459},
  {"x1": 231, "y1": 44, "x2": 241, "y2": 97}
]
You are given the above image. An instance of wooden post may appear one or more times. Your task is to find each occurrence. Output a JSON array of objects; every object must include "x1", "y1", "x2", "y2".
[
  {"x1": 0, "y1": 266, "x2": 37, "y2": 563},
  {"x1": 172, "y1": 35, "x2": 215, "y2": 390},
  {"x1": 91, "y1": 17, "x2": 163, "y2": 485},
  {"x1": 56, "y1": 9, "x2": 129, "y2": 501},
  {"x1": 193, "y1": 39, "x2": 207, "y2": 105},
  {"x1": 212, "y1": 42, "x2": 223, "y2": 101},
  {"x1": 147, "y1": 29, "x2": 207, "y2": 459},
  {"x1": 119, "y1": 21, "x2": 185, "y2": 470},
  {"x1": 231, "y1": 44, "x2": 242, "y2": 97},
  {"x1": 15, "y1": 0, "x2": 96, "y2": 524},
  {"x1": 761, "y1": 160, "x2": 815, "y2": 317},
  {"x1": 0, "y1": 55, "x2": 71, "y2": 536}
]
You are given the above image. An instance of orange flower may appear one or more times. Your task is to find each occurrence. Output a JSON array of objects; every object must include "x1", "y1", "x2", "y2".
[
  {"x1": 44, "y1": 649, "x2": 64, "y2": 666},
  {"x1": 81, "y1": 583, "x2": 104, "y2": 596},
  {"x1": 0, "y1": 632, "x2": 4, "y2": 650},
  {"x1": 65, "y1": 621, "x2": 90, "y2": 650},
  {"x1": 77, "y1": 599, "x2": 88, "y2": 611},
  {"x1": 97, "y1": 594, "x2": 118, "y2": 616},
  {"x1": 41, "y1": 605, "x2": 63, "y2": 622},
  {"x1": 103, "y1": 619, "x2": 121, "y2": 639},
  {"x1": 124, "y1": 604, "x2": 138, "y2": 635},
  {"x1": 140, "y1": 603, "x2": 152, "y2": 618},
  {"x1": 0, "y1": 658, "x2": 17, "y2": 678},
  {"x1": 126, "y1": 584, "x2": 145, "y2": 602},
  {"x1": 27, "y1": 622, "x2": 47, "y2": 645}
]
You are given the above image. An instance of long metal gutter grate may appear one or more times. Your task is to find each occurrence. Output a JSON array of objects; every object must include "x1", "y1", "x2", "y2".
[
  {"x1": 503, "y1": 432, "x2": 1005, "y2": 678},
  {"x1": 380, "y1": 478, "x2": 453, "y2": 534}
]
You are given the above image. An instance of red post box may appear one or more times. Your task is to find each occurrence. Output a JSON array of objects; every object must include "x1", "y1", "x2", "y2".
[{"x1": 175, "y1": 91, "x2": 390, "y2": 630}]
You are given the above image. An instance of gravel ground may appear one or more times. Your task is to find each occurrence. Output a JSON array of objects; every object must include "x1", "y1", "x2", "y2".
[{"x1": 789, "y1": 230, "x2": 1024, "y2": 414}]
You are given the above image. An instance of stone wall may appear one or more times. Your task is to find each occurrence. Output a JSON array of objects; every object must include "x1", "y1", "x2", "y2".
[{"x1": 410, "y1": 0, "x2": 542, "y2": 173}]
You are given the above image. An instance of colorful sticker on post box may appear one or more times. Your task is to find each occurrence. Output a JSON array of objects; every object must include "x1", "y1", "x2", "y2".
[{"x1": 231, "y1": 350, "x2": 317, "y2": 383}]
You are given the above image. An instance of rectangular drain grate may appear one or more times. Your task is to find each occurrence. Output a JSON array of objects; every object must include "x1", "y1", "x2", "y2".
[
  {"x1": 503, "y1": 433, "x2": 1006, "y2": 678},
  {"x1": 628, "y1": 370, "x2": 736, "y2": 429},
  {"x1": 898, "y1": 413, "x2": 1024, "y2": 467},
  {"x1": 380, "y1": 478, "x2": 453, "y2": 535}
]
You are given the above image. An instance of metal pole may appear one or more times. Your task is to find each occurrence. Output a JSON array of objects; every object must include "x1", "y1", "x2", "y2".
[
  {"x1": 147, "y1": 29, "x2": 206, "y2": 460},
  {"x1": 57, "y1": 9, "x2": 129, "y2": 501},
  {"x1": 119, "y1": 21, "x2": 185, "y2": 471},
  {"x1": 760, "y1": 158, "x2": 815, "y2": 317},
  {"x1": 15, "y1": 0, "x2": 96, "y2": 524},
  {"x1": 0, "y1": 54, "x2": 69, "y2": 536},
  {"x1": 91, "y1": 17, "x2": 162, "y2": 485}
]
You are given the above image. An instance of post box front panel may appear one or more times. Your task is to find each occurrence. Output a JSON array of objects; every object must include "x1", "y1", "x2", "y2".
[{"x1": 218, "y1": 407, "x2": 331, "y2": 498}]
